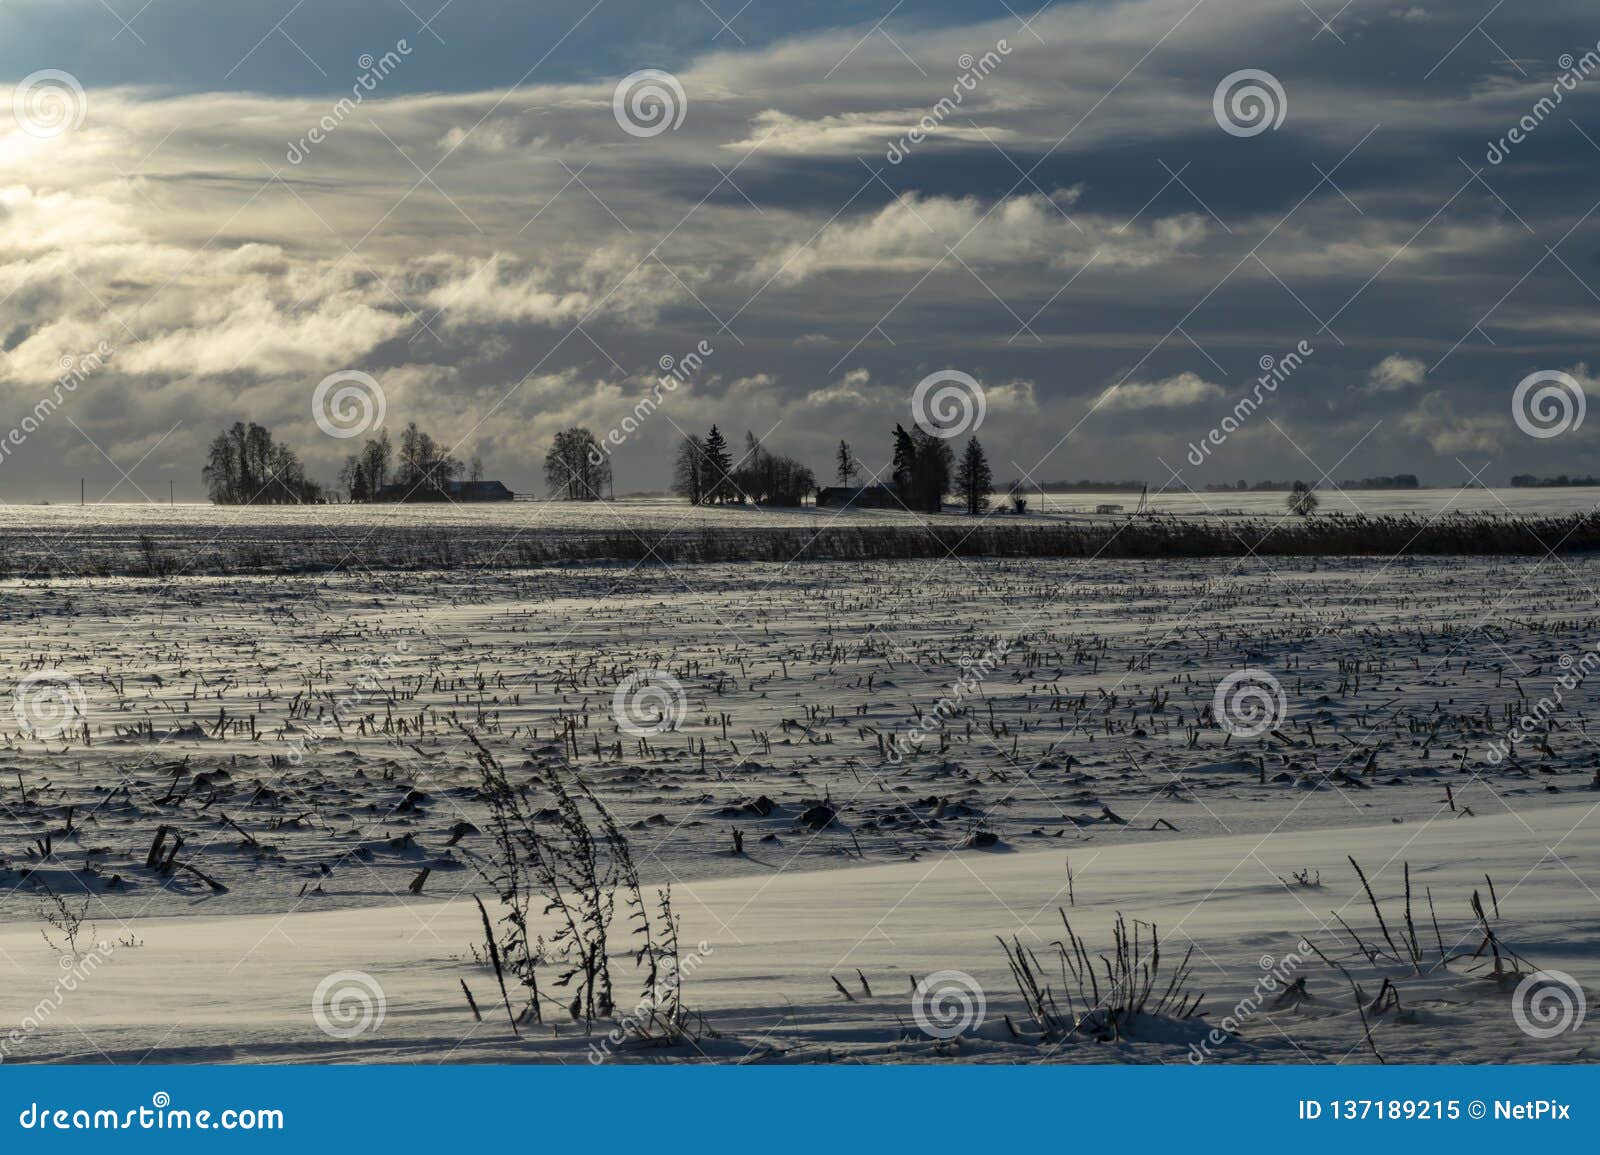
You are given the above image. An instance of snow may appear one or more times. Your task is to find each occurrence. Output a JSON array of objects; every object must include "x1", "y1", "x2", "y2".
[
  {"x1": 1, "y1": 550, "x2": 1597, "y2": 1063},
  {"x1": 1, "y1": 805, "x2": 1594, "y2": 1064},
  {"x1": 0, "y1": 487, "x2": 1595, "y2": 575}
]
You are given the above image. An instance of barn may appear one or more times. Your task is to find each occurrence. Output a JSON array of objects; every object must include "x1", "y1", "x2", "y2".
[{"x1": 815, "y1": 484, "x2": 903, "y2": 510}]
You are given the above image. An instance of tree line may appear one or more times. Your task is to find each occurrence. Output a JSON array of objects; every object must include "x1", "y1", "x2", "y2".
[
  {"x1": 202, "y1": 418, "x2": 482, "y2": 505},
  {"x1": 670, "y1": 426, "x2": 817, "y2": 506},
  {"x1": 201, "y1": 422, "x2": 324, "y2": 505},
  {"x1": 338, "y1": 423, "x2": 484, "y2": 502},
  {"x1": 201, "y1": 415, "x2": 999, "y2": 514},
  {"x1": 883, "y1": 426, "x2": 993, "y2": 514}
]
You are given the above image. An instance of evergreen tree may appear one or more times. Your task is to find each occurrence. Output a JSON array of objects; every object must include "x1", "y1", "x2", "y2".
[
  {"x1": 703, "y1": 424, "x2": 734, "y2": 503},
  {"x1": 909, "y1": 429, "x2": 953, "y2": 513},
  {"x1": 890, "y1": 425, "x2": 917, "y2": 491},
  {"x1": 954, "y1": 435, "x2": 993, "y2": 515}
]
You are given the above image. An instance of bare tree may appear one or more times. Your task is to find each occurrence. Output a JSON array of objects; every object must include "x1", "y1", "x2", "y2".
[
  {"x1": 835, "y1": 440, "x2": 859, "y2": 485},
  {"x1": 1286, "y1": 480, "x2": 1319, "y2": 516},
  {"x1": 203, "y1": 422, "x2": 323, "y2": 504},
  {"x1": 672, "y1": 434, "x2": 709, "y2": 505},
  {"x1": 543, "y1": 428, "x2": 610, "y2": 500}
]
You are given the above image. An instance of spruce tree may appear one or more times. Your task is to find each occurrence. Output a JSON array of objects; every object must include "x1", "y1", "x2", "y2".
[
  {"x1": 890, "y1": 425, "x2": 917, "y2": 493},
  {"x1": 910, "y1": 428, "x2": 952, "y2": 513},
  {"x1": 703, "y1": 425, "x2": 734, "y2": 504},
  {"x1": 955, "y1": 435, "x2": 993, "y2": 515}
]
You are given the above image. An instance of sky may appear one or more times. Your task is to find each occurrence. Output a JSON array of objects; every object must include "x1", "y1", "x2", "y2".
[{"x1": 3, "y1": 0, "x2": 1600, "y2": 501}]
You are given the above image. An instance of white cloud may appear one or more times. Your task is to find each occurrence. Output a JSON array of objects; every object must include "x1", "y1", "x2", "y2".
[
  {"x1": 1096, "y1": 371, "x2": 1224, "y2": 410},
  {"x1": 1400, "y1": 392, "x2": 1503, "y2": 455},
  {"x1": 0, "y1": 0, "x2": 1595, "y2": 497},
  {"x1": 1365, "y1": 354, "x2": 1426, "y2": 392}
]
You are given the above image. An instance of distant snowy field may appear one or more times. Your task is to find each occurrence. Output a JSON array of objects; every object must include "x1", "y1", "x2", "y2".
[
  {"x1": 6, "y1": 486, "x2": 1599, "y2": 533},
  {"x1": 3, "y1": 487, "x2": 1596, "y2": 575},
  {"x1": 0, "y1": 554, "x2": 1596, "y2": 1063}
]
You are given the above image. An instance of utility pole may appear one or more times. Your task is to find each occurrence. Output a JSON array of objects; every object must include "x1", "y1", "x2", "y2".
[
  {"x1": 80, "y1": 478, "x2": 85, "y2": 506},
  {"x1": 170, "y1": 480, "x2": 174, "y2": 506}
]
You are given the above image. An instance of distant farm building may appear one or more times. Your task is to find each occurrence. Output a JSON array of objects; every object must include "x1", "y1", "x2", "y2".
[
  {"x1": 372, "y1": 479, "x2": 515, "y2": 503},
  {"x1": 815, "y1": 484, "x2": 903, "y2": 510}
]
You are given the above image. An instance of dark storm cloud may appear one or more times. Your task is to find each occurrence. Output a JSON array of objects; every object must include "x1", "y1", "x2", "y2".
[{"x1": 3, "y1": 0, "x2": 1600, "y2": 501}]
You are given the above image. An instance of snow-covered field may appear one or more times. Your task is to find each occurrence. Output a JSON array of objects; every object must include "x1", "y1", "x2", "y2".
[
  {"x1": 1, "y1": 488, "x2": 1596, "y2": 575},
  {"x1": 1, "y1": 552, "x2": 1596, "y2": 1063}
]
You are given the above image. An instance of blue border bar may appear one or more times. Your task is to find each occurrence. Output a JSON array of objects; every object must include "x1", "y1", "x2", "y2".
[{"x1": 1, "y1": 1066, "x2": 1592, "y2": 1148}]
